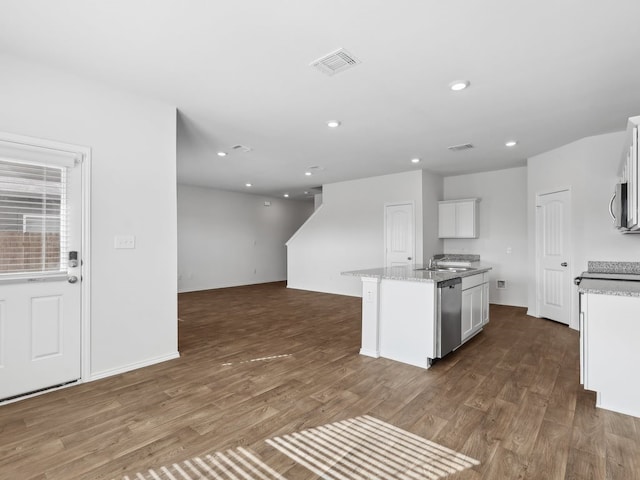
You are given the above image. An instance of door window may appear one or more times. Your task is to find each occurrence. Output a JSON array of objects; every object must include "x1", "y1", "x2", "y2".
[{"x1": 0, "y1": 159, "x2": 68, "y2": 277}]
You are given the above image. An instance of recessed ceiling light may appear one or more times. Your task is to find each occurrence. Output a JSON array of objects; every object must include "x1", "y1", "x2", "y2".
[
  {"x1": 245, "y1": 183, "x2": 252, "y2": 187},
  {"x1": 449, "y1": 80, "x2": 470, "y2": 91},
  {"x1": 327, "y1": 120, "x2": 341, "y2": 128},
  {"x1": 304, "y1": 191, "x2": 309, "y2": 194},
  {"x1": 217, "y1": 151, "x2": 227, "y2": 157},
  {"x1": 505, "y1": 140, "x2": 518, "y2": 147},
  {"x1": 283, "y1": 193, "x2": 289, "y2": 198},
  {"x1": 411, "y1": 158, "x2": 421, "y2": 164},
  {"x1": 305, "y1": 172, "x2": 312, "y2": 176}
]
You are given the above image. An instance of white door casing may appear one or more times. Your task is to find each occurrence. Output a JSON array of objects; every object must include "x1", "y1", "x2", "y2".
[
  {"x1": 536, "y1": 189, "x2": 571, "y2": 325},
  {"x1": 384, "y1": 202, "x2": 415, "y2": 268},
  {"x1": 0, "y1": 133, "x2": 89, "y2": 402}
]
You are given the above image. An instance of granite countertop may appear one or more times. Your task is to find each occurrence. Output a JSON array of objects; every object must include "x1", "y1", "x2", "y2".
[
  {"x1": 577, "y1": 278, "x2": 640, "y2": 297},
  {"x1": 577, "y1": 260, "x2": 640, "y2": 297},
  {"x1": 342, "y1": 261, "x2": 492, "y2": 283}
]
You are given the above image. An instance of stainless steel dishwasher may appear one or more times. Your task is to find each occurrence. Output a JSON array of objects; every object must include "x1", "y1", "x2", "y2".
[{"x1": 436, "y1": 277, "x2": 462, "y2": 358}]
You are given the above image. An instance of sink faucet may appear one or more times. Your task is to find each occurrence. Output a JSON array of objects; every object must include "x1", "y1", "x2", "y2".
[{"x1": 428, "y1": 258, "x2": 434, "y2": 269}]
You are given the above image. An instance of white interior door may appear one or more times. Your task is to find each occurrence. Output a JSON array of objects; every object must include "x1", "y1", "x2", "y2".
[
  {"x1": 0, "y1": 138, "x2": 83, "y2": 401},
  {"x1": 384, "y1": 203, "x2": 415, "y2": 268},
  {"x1": 536, "y1": 189, "x2": 571, "y2": 325}
]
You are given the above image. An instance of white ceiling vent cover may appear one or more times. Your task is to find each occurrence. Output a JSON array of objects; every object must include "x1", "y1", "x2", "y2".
[
  {"x1": 231, "y1": 144, "x2": 252, "y2": 153},
  {"x1": 447, "y1": 143, "x2": 475, "y2": 152},
  {"x1": 310, "y1": 48, "x2": 361, "y2": 76}
]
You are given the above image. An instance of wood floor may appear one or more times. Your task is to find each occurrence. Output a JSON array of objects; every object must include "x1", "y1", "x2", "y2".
[{"x1": 1, "y1": 282, "x2": 639, "y2": 479}]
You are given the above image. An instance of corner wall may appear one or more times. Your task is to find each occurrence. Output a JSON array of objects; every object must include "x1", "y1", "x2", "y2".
[
  {"x1": 0, "y1": 54, "x2": 178, "y2": 378},
  {"x1": 287, "y1": 170, "x2": 428, "y2": 297},
  {"x1": 444, "y1": 167, "x2": 528, "y2": 307},
  {"x1": 177, "y1": 184, "x2": 313, "y2": 292},
  {"x1": 422, "y1": 169, "x2": 444, "y2": 263},
  {"x1": 527, "y1": 131, "x2": 637, "y2": 328}
]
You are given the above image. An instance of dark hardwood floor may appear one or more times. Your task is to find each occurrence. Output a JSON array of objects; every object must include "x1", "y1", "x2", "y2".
[{"x1": 1, "y1": 282, "x2": 639, "y2": 479}]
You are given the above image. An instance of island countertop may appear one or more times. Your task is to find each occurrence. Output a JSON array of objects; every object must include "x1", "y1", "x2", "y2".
[{"x1": 342, "y1": 262, "x2": 492, "y2": 283}]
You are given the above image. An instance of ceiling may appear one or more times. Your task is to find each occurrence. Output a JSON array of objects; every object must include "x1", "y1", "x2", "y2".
[{"x1": 2, "y1": 1, "x2": 640, "y2": 200}]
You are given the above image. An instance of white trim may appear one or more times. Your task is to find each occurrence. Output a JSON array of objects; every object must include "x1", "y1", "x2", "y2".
[
  {"x1": 383, "y1": 201, "x2": 416, "y2": 268},
  {"x1": 88, "y1": 352, "x2": 180, "y2": 382},
  {"x1": 80, "y1": 147, "x2": 92, "y2": 382}
]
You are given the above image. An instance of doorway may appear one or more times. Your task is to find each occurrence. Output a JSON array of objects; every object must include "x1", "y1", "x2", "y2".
[
  {"x1": 384, "y1": 202, "x2": 415, "y2": 268},
  {"x1": 535, "y1": 189, "x2": 572, "y2": 325},
  {"x1": 0, "y1": 133, "x2": 90, "y2": 401}
]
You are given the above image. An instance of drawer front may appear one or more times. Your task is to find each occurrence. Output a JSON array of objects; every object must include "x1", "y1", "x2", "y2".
[{"x1": 462, "y1": 273, "x2": 484, "y2": 290}]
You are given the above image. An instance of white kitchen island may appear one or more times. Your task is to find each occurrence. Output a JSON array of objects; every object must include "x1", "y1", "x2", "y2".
[{"x1": 343, "y1": 263, "x2": 491, "y2": 369}]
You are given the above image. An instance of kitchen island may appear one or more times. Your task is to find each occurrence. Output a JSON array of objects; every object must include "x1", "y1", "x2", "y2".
[{"x1": 342, "y1": 261, "x2": 492, "y2": 369}]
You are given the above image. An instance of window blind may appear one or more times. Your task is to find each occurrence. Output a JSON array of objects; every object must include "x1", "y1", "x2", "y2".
[{"x1": 0, "y1": 158, "x2": 68, "y2": 276}]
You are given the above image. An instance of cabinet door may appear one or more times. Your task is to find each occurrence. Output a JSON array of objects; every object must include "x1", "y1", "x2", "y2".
[
  {"x1": 438, "y1": 202, "x2": 457, "y2": 238},
  {"x1": 482, "y1": 282, "x2": 490, "y2": 324},
  {"x1": 471, "y1": 286, "x2": 483, "y2": 330},
  {"x1": 579, "y1": 293, "x2": 586, "y2": 386},
  {"x1": 629, "y1": 127, "x2": 638, "y2": 228},
  {"x1": 462, "y1": 285, "x2": 483, "y2": 340},
  {"x1": 456, "y1": 201, "x2": 477, "y2": 238},
  {"x1": 461, "y1": 288, "x2": 473, "y2": 340}
]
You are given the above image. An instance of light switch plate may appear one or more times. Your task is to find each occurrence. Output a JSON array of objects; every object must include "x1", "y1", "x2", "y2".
[{"x1": 114, "y1": 235, "x2": 135, "y2": 249}]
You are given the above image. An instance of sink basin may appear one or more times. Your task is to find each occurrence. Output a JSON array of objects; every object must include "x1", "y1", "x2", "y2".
[{"x1": 415, "y1": 266, "x2": 476, "y2": 273}]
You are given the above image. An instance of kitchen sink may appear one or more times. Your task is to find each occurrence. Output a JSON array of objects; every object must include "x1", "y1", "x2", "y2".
[{"x1": 415, "y1": 266, "x2": 476, "y2": 273}]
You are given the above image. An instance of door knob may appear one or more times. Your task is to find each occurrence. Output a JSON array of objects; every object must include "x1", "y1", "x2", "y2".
[
  {"x1": 407, "y1": 257, "x2": 412, "y2": 260},
  {"x1": 68, "y1": 276, "x2": 78, "y2": 284},
  {"x1": 561, "y1": 262, "x2": 568, "y2": 267}
]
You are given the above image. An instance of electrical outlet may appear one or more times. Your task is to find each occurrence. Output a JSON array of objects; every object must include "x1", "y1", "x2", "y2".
[{"x1": 114, "y1": 235, "x2": 135, "y2": 249}]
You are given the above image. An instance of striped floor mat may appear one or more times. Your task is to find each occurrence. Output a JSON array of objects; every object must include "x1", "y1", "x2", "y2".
[{"x1": 118, "y1": 415, "x2": 479, "y2": 479}]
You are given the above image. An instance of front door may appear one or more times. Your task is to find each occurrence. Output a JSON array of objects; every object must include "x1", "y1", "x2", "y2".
[
  {"x1": 384, "y1": 203, "x2": 415, "y2": 268},
  {"x1": 536, "y1": 189, "x2": 571, "y2": 325},
  {"x1": 0, "y1": 136, "x2": 83, "y2": 401}
]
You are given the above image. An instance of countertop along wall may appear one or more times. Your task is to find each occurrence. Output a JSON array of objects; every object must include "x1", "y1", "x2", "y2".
[
  {"x1": 443, "y1": 167, "x2": 528, "y2": 307},
  {"x1": 0, "y1": 53, "x2": 178, "y2": 379},
  {"x1": 177, "y1": 184, "x2": 313, "y2": 292}
]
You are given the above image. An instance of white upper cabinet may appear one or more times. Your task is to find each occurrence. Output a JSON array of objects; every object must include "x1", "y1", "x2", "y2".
[
  {"x1": 620, "y1": 116, "x2": 639, "y2": 231},
  {"x1": 438, "y1": 198, "x2": 479, "y2": 238}
]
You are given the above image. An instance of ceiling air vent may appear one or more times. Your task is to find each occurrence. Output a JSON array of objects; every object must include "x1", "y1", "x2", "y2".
[
  {"x1": 447, "y1": 143, "x2": 474, "y2": 152},
  {"x1": 310, "y1": 48, "x2": 361, "y2": 76},
  {"x1": 231, "y1": 144, "x2": 252, "y2": 153}
]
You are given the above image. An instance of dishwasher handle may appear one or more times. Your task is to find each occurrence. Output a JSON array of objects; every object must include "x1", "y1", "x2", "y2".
[{"x1": 437, "y1": 277, "x2": 462, "y2": 288}]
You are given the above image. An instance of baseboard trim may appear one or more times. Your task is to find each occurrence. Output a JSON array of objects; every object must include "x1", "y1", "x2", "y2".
[
  {"x1": 359, "y1": 348, "x2": 380, "y2": 358},
  {"x1": 89, "y1": 351, "x2": 180, "y2": 382}
]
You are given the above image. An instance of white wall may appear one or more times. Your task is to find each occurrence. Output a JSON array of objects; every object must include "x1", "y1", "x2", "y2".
[
  {"x1": 444, "y1": 167, "x2": 528, "y2": 307},
  {"x1": 177, "y1": 184, "x2": 313, "y2": 292},
  {"x1": 287, "y1": 170, "x2": 432, "y2": 297},
  {"x1": 0, "y1": 54, "x2": 178, "y2": 378},
  {"x1": 527, "y1": 131, "x2": 637, "y2": 327},
  {"x1": 422, "y1": 169, "x2": 444, "y2": 262}
]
